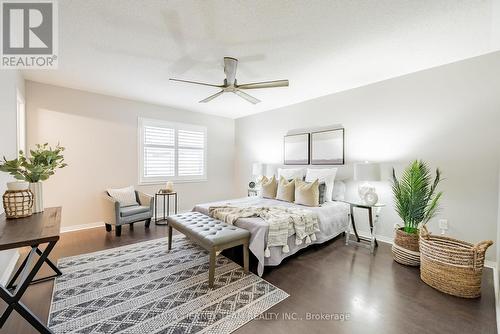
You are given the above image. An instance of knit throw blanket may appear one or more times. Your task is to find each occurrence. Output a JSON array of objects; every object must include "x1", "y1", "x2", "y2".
[{"x1": 208, "y1": 206, "x2": 320, "y2": 257}]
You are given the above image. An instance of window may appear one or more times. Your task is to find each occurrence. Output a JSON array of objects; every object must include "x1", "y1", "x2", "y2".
[{"x1": 139, "y1": 118, "x2": 207, "y2": 183}]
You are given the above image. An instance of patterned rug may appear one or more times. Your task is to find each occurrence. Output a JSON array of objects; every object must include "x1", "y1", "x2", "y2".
[{"x1": 48, "y1": 236, "x2": 288, "y2": 334}]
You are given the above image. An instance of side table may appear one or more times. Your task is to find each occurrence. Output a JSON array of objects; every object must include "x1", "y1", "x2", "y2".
[
  {"x1": 337, "y1": 200, "x2": 385, "y2": 253},
  {"x1": 154, "y1": 192, "x2": 178, "y2": 225}
]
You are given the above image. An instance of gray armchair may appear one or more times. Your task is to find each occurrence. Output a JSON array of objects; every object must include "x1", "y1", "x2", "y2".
[{"x1": 103, "y1": 191, "x2": 154, "y2": 236}]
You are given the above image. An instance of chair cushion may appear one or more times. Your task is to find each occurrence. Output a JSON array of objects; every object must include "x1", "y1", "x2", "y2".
[{"x1": 120, "y1": 205, "x2": 150, "y2": 217}]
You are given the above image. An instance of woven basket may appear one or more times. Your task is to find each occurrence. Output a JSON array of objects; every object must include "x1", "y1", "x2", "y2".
[
  {"x1": 392, "y1": 227, "x2": 420, "y2": 266},
  {"x1": 419, "y1": 226, "x2": 493, "y2": 298},
  {"x1": 2, "y1": 190, "x2": 34, "y2": 219}
]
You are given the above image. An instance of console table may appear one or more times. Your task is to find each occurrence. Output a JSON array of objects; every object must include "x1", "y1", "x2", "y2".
[{"x1": 0, "y1": 207, "x2": 63, "y2": 334}]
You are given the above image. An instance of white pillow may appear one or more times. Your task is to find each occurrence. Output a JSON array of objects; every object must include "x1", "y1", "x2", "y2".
[
  {"x1": 305, "y1": 168, "x2": 337, "y2": 202},
  {"x1": 278, "y1": 168, "x2": 305, "y2": 180},
  {"x1": 107, "y1": 186, "x2": 138, "y2": 207}
]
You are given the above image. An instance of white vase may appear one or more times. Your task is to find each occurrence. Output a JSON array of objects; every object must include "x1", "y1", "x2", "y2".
[
  {"x1": 7, "y1": 181, "x2": 29, "y2": 191},
  {"x1": 29, "y1": 182, "x2": 44, "y2": 213}
]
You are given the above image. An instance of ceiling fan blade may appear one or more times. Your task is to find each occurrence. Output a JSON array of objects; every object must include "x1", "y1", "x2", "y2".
[
  {"x1": 237, "y1": 79, "x2": 289, "y2": 90},
  {"x1": 224, "y1": 57, "x2": 238, "y2": 85},
  {"x1": 199, "y1": 90, "x2": 224, "y2": 103},
  {"x1": 233, "y1": 90, "x2": 261, "y2": 104},
  {"x1": 170, "y1": 78, "x2": 223, "y2": 88}
]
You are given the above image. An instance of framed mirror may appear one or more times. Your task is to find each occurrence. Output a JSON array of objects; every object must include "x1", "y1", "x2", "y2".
[
  {"x1": 284, "y1": 133, "x2": 310, "y2": 165},
  {"x1": 311, "y1": 128, "x2": 344, "y2": 165}
]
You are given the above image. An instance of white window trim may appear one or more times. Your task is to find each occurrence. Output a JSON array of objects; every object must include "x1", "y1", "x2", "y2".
[
  {"x1": 16, "y1": 89, "x2": 26, "y2": 156},
  {"x1": 138, "y1": 117, "x2": 207, "y2": 184}
]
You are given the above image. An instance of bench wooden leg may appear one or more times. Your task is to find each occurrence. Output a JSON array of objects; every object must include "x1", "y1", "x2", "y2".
[
  {"x1": 168, "y1": 225, "x2": 172, "y2": 251},
  {"x1": 243, "y1": 241, "x2": 249, "y2": 273},
  {"x1": 208, "y1": 249, "x2": 216, "y2": 289}
]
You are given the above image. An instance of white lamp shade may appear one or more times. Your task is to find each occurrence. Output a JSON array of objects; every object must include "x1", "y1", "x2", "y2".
[
  {"x1": 252, "y1": 162, "x2": 263, "y2": 176},
  {"x1": 354, "y1": 162, "x2": 381, "y2": 181}
]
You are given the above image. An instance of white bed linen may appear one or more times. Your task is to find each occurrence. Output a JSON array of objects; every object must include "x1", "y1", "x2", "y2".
[{"x1": 193, "y1": 197, "x2": 349, "y2": 276}]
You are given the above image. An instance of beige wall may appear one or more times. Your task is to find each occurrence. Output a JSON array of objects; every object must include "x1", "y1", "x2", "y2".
[
  {"x1": 26, "y1": 81, "x2": 236, "y2": 229},
  {"x1": 235, "y1": 51, "x2": 500, "y2": 262}
]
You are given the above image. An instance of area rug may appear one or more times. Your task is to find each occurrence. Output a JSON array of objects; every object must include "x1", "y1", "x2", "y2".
[{"x1": 48, "y1": 236, "x2": 288, "y2": 334}]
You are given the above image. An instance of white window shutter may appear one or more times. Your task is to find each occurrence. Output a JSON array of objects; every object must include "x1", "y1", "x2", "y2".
[
  {"x1": 139, "y1": 118, "x2": 207, "y2": 183},
  {"x1": 178, "y1": 130, "x2": 205, "y2": 176}
]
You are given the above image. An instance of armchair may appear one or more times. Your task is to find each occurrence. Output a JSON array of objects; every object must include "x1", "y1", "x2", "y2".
[{"x1": 102, "y1": 190, "x2": 154, "y2": 236}]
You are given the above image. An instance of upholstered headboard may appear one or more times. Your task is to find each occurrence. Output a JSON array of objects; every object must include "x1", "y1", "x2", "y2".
[{"x1": 262, "y1": 163, "x2": 353, "y2": 181}]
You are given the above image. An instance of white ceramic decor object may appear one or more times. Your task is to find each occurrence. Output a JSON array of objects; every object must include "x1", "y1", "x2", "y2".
[
  {"x1": 364, "y1": 191, "x2": 379, "y2": 206},
  {"x1": 29, "y1": 182, "x2": 44, "y2": 213},
  {"x1": 166, "y1": 181, "x2": 174, "y2": 193},
  {"x1": 7, "y1": 181, "x2": 29, "y2": 191}
]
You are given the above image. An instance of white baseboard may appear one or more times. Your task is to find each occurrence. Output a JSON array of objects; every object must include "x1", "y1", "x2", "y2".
[
  {"x1": 350, "y1": 232, "x2": 393, "y2": 245},
  {"x1": 60, "y1": 222, "x2": 103, "y2": 233},
  {"x1": 0, "y1": 250, "x2": 20, "y2": 286},
  {"x1": 485, "y1": 260, "x2": 497, "y2": 269}
]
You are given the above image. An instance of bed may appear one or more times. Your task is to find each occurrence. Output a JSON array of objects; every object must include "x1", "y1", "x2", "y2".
[{"x1": 193, "y1": 196, "x2": 349, "y2": 276}]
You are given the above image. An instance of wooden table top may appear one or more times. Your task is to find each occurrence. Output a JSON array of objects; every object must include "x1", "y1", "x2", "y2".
[{"x1": 0, "y1": 207, "x2": 61, "y2": 251}]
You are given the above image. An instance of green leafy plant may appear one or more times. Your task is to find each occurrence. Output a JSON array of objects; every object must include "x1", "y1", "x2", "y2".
[
  {"x1": 391, "y1": 160, "x2": 443, "y2": 234},
  {"x1": 0, "y1": 143, "x2": 68, "y2": 183}
]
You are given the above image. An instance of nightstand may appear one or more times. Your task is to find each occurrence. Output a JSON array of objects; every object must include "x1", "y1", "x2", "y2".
[{"x1": 336, "y1": 200, "x2": 385, "y2": 253}]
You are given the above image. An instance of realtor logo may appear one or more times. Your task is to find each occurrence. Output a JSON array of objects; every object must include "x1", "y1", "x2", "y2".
[{"x1": 1, "y1": 0, "x2": 58, "y2": 68}]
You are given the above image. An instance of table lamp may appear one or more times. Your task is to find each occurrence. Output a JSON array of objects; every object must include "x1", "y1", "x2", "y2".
[{"x1": 354, "y1": 162, "x2": 381, "y2": 205}]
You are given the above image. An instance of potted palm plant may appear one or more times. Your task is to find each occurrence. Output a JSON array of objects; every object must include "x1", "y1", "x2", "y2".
[
  {"x1": 0, "y1": 143, "x2": 67, "y2": 213},
  {"x1": 391, "y1": 160, "x2": 443, "y2": 266}
]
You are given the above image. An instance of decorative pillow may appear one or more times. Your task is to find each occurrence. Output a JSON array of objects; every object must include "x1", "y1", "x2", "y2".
[
  {"x1": 107, "y1": 186, "x2": 138, "y2": 207},
  {"x1": 295, "y1": 179, "x2": 320, "y2": 207},
  {"x1": 305, "y1": 168, "x2": 337, "y2": 202},
  {"x1": 276, "y1": 176, "x2": 295, "y2": 202},
  {"x1": 278, "y1": 168, "x2": 305, "y2": 181},
  {"x1": 318, "y1": 182, "x2": 327, "y2": 205},
  {"x1": 260, "y1": 176, "x2": 278, "y2": 199}
]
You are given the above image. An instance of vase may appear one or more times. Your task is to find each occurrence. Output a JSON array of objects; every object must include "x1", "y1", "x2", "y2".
[
  {"x1": 29, "y1": 182, "x2": 44, "y2": 213},
  {"x1": 392, "y1": 227, "x2": 420, "y2": 266}
]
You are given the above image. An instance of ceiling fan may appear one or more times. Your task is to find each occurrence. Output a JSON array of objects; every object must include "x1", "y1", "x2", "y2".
[{"x1": 169, "y1": 57, "x2": 289, "y2": 104}]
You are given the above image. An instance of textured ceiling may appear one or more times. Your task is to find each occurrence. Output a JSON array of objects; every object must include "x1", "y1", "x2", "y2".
[{"x1": 23, "y1": 0, "x2": 500, "y2": 118}]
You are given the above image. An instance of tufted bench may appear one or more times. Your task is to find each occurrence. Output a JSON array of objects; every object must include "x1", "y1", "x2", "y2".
[{"x1": 167, "y1": 212, "x2": 250, "y2": 288}]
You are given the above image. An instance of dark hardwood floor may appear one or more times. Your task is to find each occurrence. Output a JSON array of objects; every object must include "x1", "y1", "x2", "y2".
[{"x1": 0, "y1": 223, "x2": 496, "y2": 334}]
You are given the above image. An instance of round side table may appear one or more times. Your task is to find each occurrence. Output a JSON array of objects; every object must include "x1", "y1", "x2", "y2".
[{"x1": 154, "y1": 192, "x2": 178, "y2": 225}]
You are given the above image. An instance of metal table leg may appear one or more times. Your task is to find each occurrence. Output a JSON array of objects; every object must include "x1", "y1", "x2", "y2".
[
  {"x1": 154, "y1": 194, "x2": 158, "y2": 223},
  {"x1": 349, "y1": 205, "x2": 361, "y2": 242},
  {"x1": 0, "y1": 241, "x2": 58, "y2": 334},
  {"x1": 175, "y1": 193, "x2": 178, "y2": 214},
  {"x1": 368, "y1": 208, "x2": 379, "y2": 253},
  {"x1": 7, "y1": 247, "x2": 62, "y2": 289}
]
